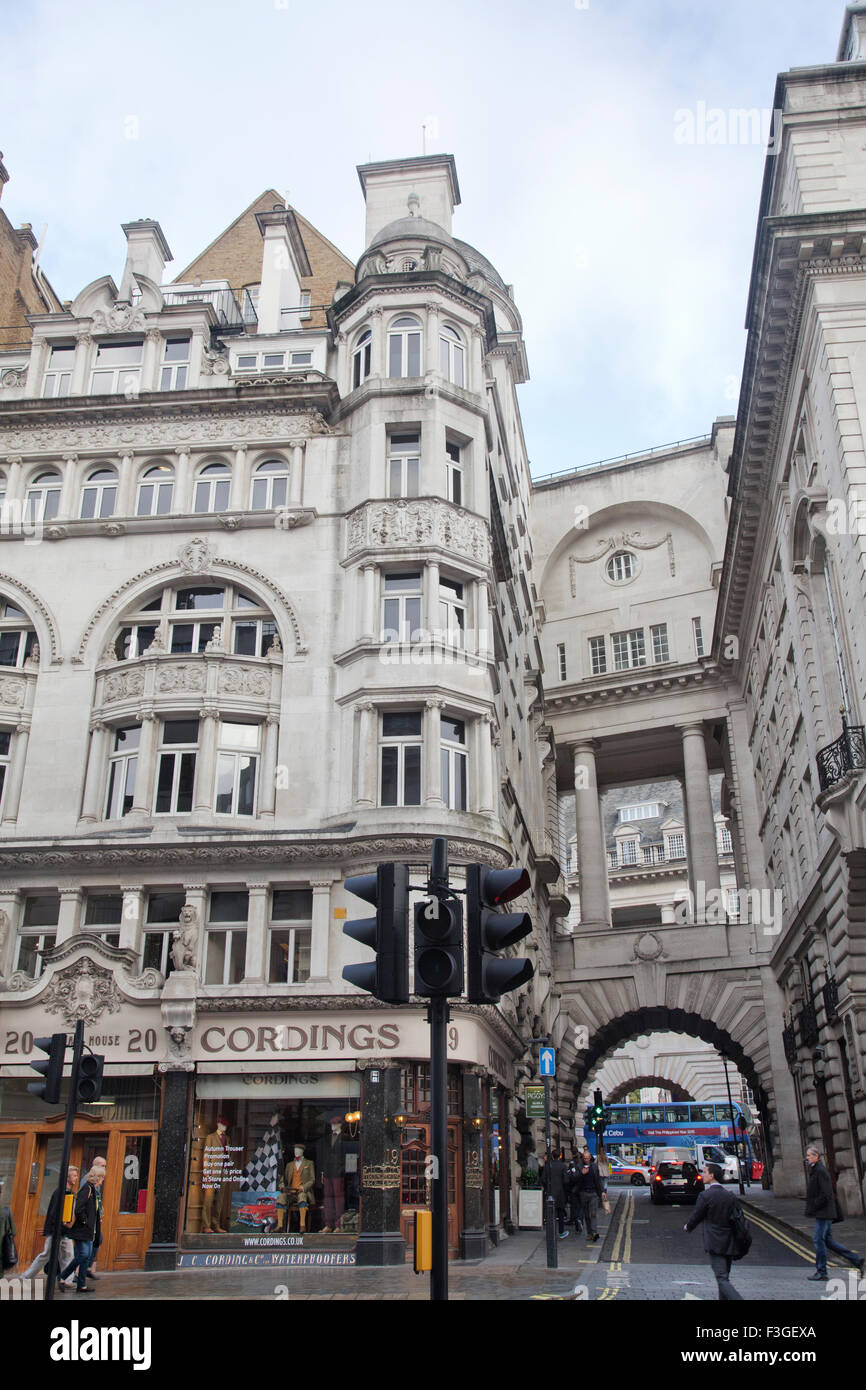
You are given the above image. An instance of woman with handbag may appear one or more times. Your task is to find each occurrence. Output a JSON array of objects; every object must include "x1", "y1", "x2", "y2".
[
  {"x1": 804, "y1": 1145, "x2": 865, "y2": 1282},
  {"x1": 0, "y1": 1176, "x2": 17, "y2": 1273},
  {"x1": 58, "y1": 1165, "x2": 103, "y2": 1293}
]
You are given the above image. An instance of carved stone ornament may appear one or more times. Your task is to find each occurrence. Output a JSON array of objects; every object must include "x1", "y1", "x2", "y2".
[
  {"x1": 0, "y1": 675, "x2": 26, "y2": 707},
  {"x1": 347, "y1": 499, "x2": 491, "y2": 566},
  {"x1": 0, "y1": 367, "x2": 27, "y2": 388},
  {"x1": 178, "y1": 536, "x2": 214, "y2": 573},
  {"x1": 569, "y1": 532, "x2": 675, "y2": 597},
  {"x1": 126, "y1": 967, "x2": 164, "y2": 990},
  {"x1": 40, "y1": 957, "x2": 122, "y2": 1027},
  {"x1": 91, "y1": 304, "x2": 147, "y2": 334},
  {"x1": 201, "y1": 346, "x2": 230, "y2": 376},
  {"x1": 632, "y1": 932, "x2": 665, "y2": 963}
]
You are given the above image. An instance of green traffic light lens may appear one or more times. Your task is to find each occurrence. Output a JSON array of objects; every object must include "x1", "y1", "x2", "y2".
[{"x1": 416, "y1": 947, "x2": 458, "y2": 990}]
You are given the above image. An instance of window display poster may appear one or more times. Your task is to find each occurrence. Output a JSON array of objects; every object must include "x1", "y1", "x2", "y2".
[{"x1": 187, "y1": 1095, "x2": 360, "y2": 1237}]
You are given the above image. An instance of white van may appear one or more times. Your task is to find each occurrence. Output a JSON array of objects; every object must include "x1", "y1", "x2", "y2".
[{"x1": 693, "y1": 1143, "x2": 740, "y2": 1183}]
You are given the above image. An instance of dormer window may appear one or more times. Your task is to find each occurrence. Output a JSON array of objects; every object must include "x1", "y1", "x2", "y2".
[
  {"x1": 388, "y1": 315, "x2": 422, "y2": 378},
  {"x1": 90, "y1": 339, "x2": 143, "y2": 396},
  {"x1": 160, "y1": 337, "x2": 190, "y2": 391},
  {"x1": 42, "y1": 343, "x2": 74, "y2": 398}
]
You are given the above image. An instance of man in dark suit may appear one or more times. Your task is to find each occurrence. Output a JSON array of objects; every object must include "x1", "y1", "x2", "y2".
[{"x1": 684, "y1": 1162, "x2": 743, "y2": 1300}]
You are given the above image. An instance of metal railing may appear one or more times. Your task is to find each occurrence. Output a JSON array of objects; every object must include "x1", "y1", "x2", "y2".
[
  {"x1": 816, "y1": 719, "x2": 866, "y2": 791},
  {"x1": 161, "y1": 287, "x2": 258, "y2": 333},
  {"x1": 823, "y1": 975, "x2": 839, "y2": 1023}
]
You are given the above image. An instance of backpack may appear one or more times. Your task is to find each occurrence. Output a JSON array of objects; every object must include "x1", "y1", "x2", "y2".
[{"x1": 729, "y1": 1202, "x2": 752, "y2": 1261}]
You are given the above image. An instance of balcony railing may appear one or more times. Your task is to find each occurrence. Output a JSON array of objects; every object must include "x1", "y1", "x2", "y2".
[
  {"x1": 782, "y1": 1015, "x2": 798, "y2": 1065},
  {"x1": 162, "y1": 287, "x2": 258, "y2": 335},
  {"x1": 823, "y1": 975, "x2": 839, "y2": 1023},
  {"x1": 817, "y1": 720, "x2": 866, "y2": 791},
  {"x1": 798, "y1": 999, "x2": 819, "y2": 1049}
]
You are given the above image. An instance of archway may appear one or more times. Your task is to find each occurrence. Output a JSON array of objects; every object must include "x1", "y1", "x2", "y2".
[{"x1": 604, "y1": 1077, "x2": 694, "y2": 1104}]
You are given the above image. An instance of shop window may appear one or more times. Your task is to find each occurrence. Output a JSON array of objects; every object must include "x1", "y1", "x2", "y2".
[
  {"x1": 119, "y1": 1135, "x2": 152, "y2": 1213},
  {"x1": 268, "y1": 888, "x2": 312, "y2": 983},
  {"x1": 15, "y1": 895, "x2": 59, "y2": 977},
  {"x1": 186, "y1": 1082, "x2": 361, "y2": 1238},
  {"x1": 204, "y1": 890, "x2": 248, "y2": 985}
]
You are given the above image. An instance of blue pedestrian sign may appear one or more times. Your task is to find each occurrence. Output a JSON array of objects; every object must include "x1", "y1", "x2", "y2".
[{"x1": 539, "y1": 1048, "x2": 556, "y2": 1077}]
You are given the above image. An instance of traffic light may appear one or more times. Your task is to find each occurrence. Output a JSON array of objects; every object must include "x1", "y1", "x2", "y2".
[
  {"x1": 465, "y1": 864, "x2": 533, "y2": 1004},
  {"x1": 77, "y1": 1053, "x2": 105, "y2": 1103},
  {"x1": 27, "y1": 1033, "x2": 66, "y2": 1104},
  {"x1": 413, "y1": 891, "x2": 464, "y2": 997},
  {"x1": 342, "y1": 863, "x2": 410, "y2": 1004},
  {"x1": 591, "y1": 1088, "x2": 605, "y2": 1135}
]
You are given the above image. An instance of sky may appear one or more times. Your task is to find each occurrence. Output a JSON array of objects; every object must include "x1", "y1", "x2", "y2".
[{"x1": 0, "y1": 0, "x2": 845, "y2": 474}]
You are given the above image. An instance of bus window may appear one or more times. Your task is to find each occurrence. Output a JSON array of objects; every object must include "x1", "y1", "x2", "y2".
[
  {"x1": 715, "y1": 1105, "x2": 736, "y2": 1123},
  {"x1": 693, "y1": 1105, "x2": 716, "y2": 1122},
  {"x1": 642, "y1": 1106, "x2": 666, "y2": 1122},
  {"x1": 666, "y1": 1105, "x2": 690, "y2": 1123}
]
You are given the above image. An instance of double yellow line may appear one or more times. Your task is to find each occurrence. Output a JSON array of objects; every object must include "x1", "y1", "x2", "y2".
[
  {"x1": 598, "y1": 1191, "x2": 635, "y2": 1298},
  {"x1": 745, "y1": 1208, "x2": 849, "y2": 1267}
]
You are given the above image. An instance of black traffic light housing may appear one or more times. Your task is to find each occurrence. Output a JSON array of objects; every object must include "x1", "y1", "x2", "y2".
[
  {"x1": 413, "y1": 893, "x2": 464, "y2": 998},
  {"x1": 465, "y1": 864, "x2": 533, "y2": 1004},
  {"x1": 591, "y1": 1087, "x2": 605, "y2": 1135},
  {"x1": 27, "y1": 1033, "x2": 67, "y2": 1105},
  {"x1": 78, "y1": 1052, "x2": 105, "y2": 1103},
  {"x1": 342, "y1": 863, "x2": 410, "y2": 1004}
]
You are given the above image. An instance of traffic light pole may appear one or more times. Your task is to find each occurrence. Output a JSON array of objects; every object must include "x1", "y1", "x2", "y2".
[
  {"x1": 43, "y1": 1019, "x2": 84, "y2": 1302},
  {"x1": 544, "y1": 1072, "x2": 557, "y2": 1269}
]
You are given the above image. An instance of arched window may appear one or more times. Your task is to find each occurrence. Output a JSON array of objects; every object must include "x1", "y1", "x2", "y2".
[
  {"x1": 113, "y1": 584, "x2": 279, "y2": 660},
  {"x1": 439, "y1": 324, "x2": 465, "y2": 387},
  {"x1": 25, "y1": 471, "x2": 62, "y2": 523},
  {"x1": 250, "y1": 459, "x2": 289, "y2": 512},
  {"x1": 388, "y1": 314, "x2": 422, "y2": 378},
  {"x1": 0, "y1": 595, "x2": 37, "y2": 667},
  {"x1": 352, "y1": 329, "x2": 372, "y2": 389},
  {"x1": 136, "y1": 464, "x2": 174, "y2": 517},
  {"x1": 80, "y1": 467, "x2": 118, "y2": 520},
  {"x1": 194, "y1": 462, "x2": 231, "y2": 514}
]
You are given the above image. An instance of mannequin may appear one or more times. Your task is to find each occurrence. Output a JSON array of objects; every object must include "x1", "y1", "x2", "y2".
[
  {"x1": 201, "y1": 1117, "x2": 231, "y2": 1234},
  {"x1": 278, "y1": 1144, "x2": 316, "y2": 1232},
  {"x1": 320, "y1": 1117, "x2": 346, "y2": 1233}
]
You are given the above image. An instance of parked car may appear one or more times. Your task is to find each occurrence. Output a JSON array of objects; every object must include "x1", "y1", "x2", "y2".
[
  {"x1": 648, "y1": 1147, "x2": 704, "y2": 1205},
  {"x1": 606, "y1": 1155, "x2": 652, "y2": 1186},
  {"x1": 236, "y1": 1195, "x2": 279, "y2": 1229}
]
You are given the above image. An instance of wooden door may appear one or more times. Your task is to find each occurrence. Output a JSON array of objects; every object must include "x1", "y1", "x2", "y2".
[
  {"x1": 102, "y1": 1131, "x2": 157, "y2": 1270},
  {"x1": 398, "y1": 1123, "x2": 460, "y2": 1257}
]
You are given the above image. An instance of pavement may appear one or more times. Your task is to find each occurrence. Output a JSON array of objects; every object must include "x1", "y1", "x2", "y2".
[{"x1": 11, "y1": 1187, "x2": 866, "y2": 1302}]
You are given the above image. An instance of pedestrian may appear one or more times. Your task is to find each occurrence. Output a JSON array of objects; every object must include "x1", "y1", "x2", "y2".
[
  {"x1": 23, "y1": 1164, "x2": 78, "y2": 1288},
  {"x1": 565, "y1": 1152, "x2": 583, "y2": 1234},
  {"x1": 83, "y1": 1156, "x2": 107, "y2": 1280},
  {"x1": 573, "y1": 1147, "x2": 605, "y2": 1242},
  {"x1": 804, "y1": 1145, "x2": 865, "y2": 1282},
  {"x1": 684, "y1": 1162, "x2": 744, "y2": 1300},
  {"x1": 59, "y1": 1164, "x2": 103, "y2": 1293},
  {"x1": 0, "y1": 1177, "x2": 17, "y2": 1273},
  {"x1": 542, "y1": 1149, "x2": 571, "y2": 1238}
]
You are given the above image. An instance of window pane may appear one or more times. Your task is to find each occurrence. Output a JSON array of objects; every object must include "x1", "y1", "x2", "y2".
[
  {"x1": 170, "y1": 624, "x2": 194, "y2": 653},
  {"x1": 137, "y1": 484, "x2": 154, "y2": 516},
  {"x1": 155, "y1": 756, "x2": 175, "y2": 813},
  {"x1": 164, "y1": 339, "x2": 190, "y2": 362},
  {"x1": 215, "y1": 754, "x2": 235, "y2": 814},
  {"x1": 80, "y1": 489, "x2": 97, "y2": 520},
  {"x1": 147, "y1": 892, "x2": 185, "y2": 924},
  {"x1": 156, "y1": 482, "x2": 173, "y2": 515},
  {"x1": 0, "y1": 632, "x2": 21, "y2": 666},
  {"x1": 442, "y1": 717, "x2": 465, "y2": 744},
  {"x1": 407, "y1": 334, "x2": 421, "y2": 376},
  {"x1": 210, "y1": 890, "x2": 249, "y2": 922},
  {"x1": 271, "y1": 889, "x2": 313, "y2": 920},
  {"x1": 176, "y1": 753, "x2": 196, "y2": 813},
  {"x1": 233, "y1": 622, "x2": 257, "y2": 656},
  {"x1": 381, "y1": 746, "x2": 398, "y2": 805},
  {"x1": 119, "y1": 1136, "x2": 152, "y2": 1215},
  {"x1": 222, "y1": 722, "x2": 259, "y2": 749},
  {"x1": 236, "y1": 756, "x2": 256, "y2": 815},
  {"x1": 251, "y1": 478, "x2": 269, "y2": 510},
  {"x1": 23, "y1": 896, "x2": 60, "y2": 928},
  {"x1": 176, "y1": 588, "x2": 224, "y2": 611},
  {"x1": 382, "y1": 712, "x2": 422, "y2": 737},
  {"x1": 406, "y1": 459, "x2": 419, "y2": 497},
  {"x1": 389, "y1": 336, "x2": 402, "y2": 377},
  {"x1": 85, "y1": 895, "x2": 123, "y2": 927},
  {"x1": 404, "y1": 745, "x2": 422, "y2": 805}
]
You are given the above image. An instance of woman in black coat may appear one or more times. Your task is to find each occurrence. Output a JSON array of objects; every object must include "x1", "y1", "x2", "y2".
[
  {"x1": 804, "y1": 1146, "x2": 865, "y2": 1281},
  {"x1": 58, "y1": 1168, "x2": 103, "y2": 1292}
]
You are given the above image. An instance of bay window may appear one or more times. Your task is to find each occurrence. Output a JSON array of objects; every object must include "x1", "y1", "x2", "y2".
[
  {"x1": 382, "y1": 572, "x2": 422, "y2": 644},
  {"x1": 388, "y1": 315, "x2": 422, "y2": 377},
  {"x1": 154, "y1": 719, "x2": 198, "y2": 814},
  {"x1": 214, "y1": 721, "x2": 260, "y2": 816},
  {"x1": 268, "y1": 888, "x2": 312, "y2": 984},
  {"x1": 105, "y1": 725, "x2": 140, "y2": 819},
  {"x1": 388, "y1": 432, "x2": 420, "y2": 498},
  {"x1": 380, "y1": 710, "x2": 422, "y2": 806}
]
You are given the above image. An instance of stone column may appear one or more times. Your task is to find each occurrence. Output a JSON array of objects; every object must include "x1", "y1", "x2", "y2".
[
  {"x1": 56, "y1": 889, "x2": 83, "y2": 945},
  {"x1": 460, "y1": 1072, "x2": 488, "y2": 1258},
  {"x1": 360, "y1": 563, "x2": 377, "y2": 642},
  {"x1": 425, "y1": 698, "x2": 445, "y2": 806},
  {"x1": 4, "y1": 457, "x2": 23, "y2": 510},
  {"x1": 142, "y1": 329, "x2": 161, "y2": 393},
  {"x1": 425, "y1": 560, "x2": 440, "y2": 640},
  {"x1": 194, "y1": 709, "x2": 219, "y2": 813},
  {"x1": 0, "y1": 891, "x2": 21, "y2": 977},
  {"x1": 572, "y1": 741, "x2": 610, "y2": 929},
  {"x1": 243, "y1": 883, "x2": 270, "y2": 983},
  {"x1": 369, "y1": 307, "x2": 384, "y2": 378},
  {"x1": 478, "y1": 713, "x2": 495, "y2": 813},
  {"x1": 258, "y1": 717, "x2": 279, "y2": 817},
  {"x1": 115, "y1": 453, "x2": 136, "y2": 517},
  {"x1": 130, "y1": 713, "x2": 157, "y2": 816},
  {"x1": 80, "y1": 721, "x2": 110, "y2": 822},
  {"x1": 309, "y1": 880, "x2": 332, "y2": 983},
  {"x1": 174, "y1": 449, "x2": 192, "y2": 514},
  {"x1": 71, "y1": 334, "x2": 92, "y2": 396},
  {"x1": 355, "y1": 702, "x2": 377, "y2": 807},
  {"x1": 229, "y1": 445, "x2": 247, "y2": 511},
  {"x1": 759, "y1": 968, "x2": 806, "y2": 1198},
  {"x1": 680, "y1": 722, "x2": 722, "y2": 909},
  {"x1": 145, "y1": 1067, "x2": 192, "y2": 1270},
  {"x1": 355, "y1": 1065, "x2": 406, "y2": 1266},
  {"x1": 289, "y1": 443, "x2": 305, "y2": 506},
  {"x1": 1, "y1": 724, "x2": 30, "y2": 825},
  {"x1": 58, "y1": 455, "x2": 78, "y2": 519}
]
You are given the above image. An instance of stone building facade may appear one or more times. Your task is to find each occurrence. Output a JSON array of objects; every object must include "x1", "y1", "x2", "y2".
[{"x1": 0, "y1": 154, "x2": 560, "y2": 1270}]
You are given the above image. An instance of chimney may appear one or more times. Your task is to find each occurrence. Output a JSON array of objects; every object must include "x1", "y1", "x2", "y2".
[
  {"x1": 357, "y1": 155, "x2": 461, "y2": 248},
  {"x1": 837, "y1": 3, "x2": 866, "y2": 60},
  {"x1": 119, "y1": 219, "x2": 173, "y2": 297},
  {"x1": 255, "y1": 208, "x2": 312, "y2": 335}
]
